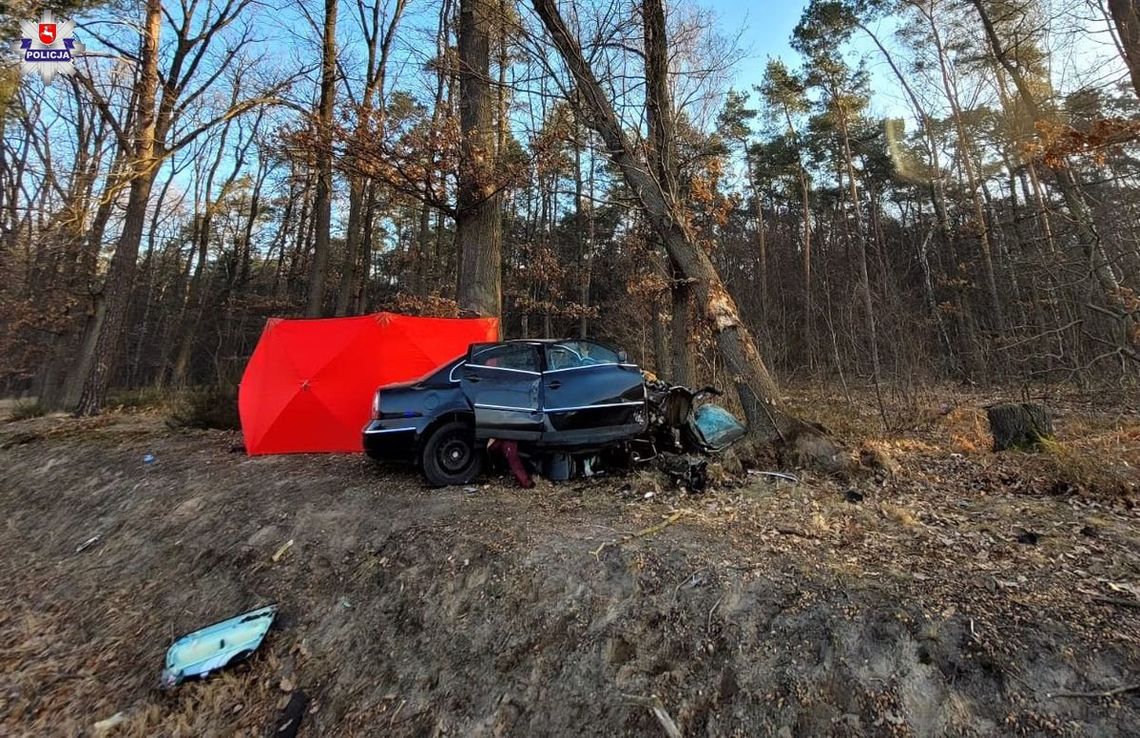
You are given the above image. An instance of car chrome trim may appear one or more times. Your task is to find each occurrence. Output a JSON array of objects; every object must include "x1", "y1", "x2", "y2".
[
  {"x1": 448, "y1": 361, "x2": 466, "y2": 383},
  {"x1": 473, "y1": 402, "x2": 540, "y2": 412},
  {"x1": 464, "y1": 364, "x2": 541, "y2": 376},
  {"x1": 543, "y1": 363, "x2": 619, "y2": 375},
  {"x1": 364, "y1": 427, "x2": 416, "y2": 435},
  {"x1": 544, "y1": 400, "x2": 645, "y2": 413}
]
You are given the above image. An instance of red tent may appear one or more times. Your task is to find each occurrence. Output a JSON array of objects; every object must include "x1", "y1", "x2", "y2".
[{"x1": 238, "y1": 312, "x2": 498, "y2": 455}]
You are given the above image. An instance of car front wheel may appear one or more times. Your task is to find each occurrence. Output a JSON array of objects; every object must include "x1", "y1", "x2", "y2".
[{"x1": 420, "y1": 420, "x2": 484, "y2": 487}]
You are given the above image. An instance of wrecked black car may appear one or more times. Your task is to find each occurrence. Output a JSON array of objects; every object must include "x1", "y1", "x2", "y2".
[
  {"x1": 363, "y1": 339, "x2": 745, "y2": 486},
  {"x1": 364, "y1": 340, "x2": 647, "y2": 485}
]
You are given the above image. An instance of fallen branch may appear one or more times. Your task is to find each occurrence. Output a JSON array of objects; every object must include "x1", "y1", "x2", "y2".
[
  {"x1": 621, "y1": 694, "x2": 682, "y2": 738},
  {"x1": 592, "y1": 510, "x2": 687, "y2": 559},
  {"x1": 774, "y1": 526, "x2": 817, "y2": 539},
  {"x1": 747, "y1": 470, "x2": 799, "y2": 484},
  {"x1": 1047, "y1": 684, "x2": 1139, "y2": 700}
]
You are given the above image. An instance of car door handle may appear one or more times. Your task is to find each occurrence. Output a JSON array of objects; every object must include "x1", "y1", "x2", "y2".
[{"x1": 547, "y1": 380, "x2": 561, "y2": 390}]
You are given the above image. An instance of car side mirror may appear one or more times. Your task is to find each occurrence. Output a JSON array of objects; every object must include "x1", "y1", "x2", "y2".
[{"x1": 617, "y1": 350, "x2": 628, "y2": 363}]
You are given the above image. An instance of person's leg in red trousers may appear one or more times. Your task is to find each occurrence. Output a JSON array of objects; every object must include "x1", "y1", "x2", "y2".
[{"x1": 488, "y1": 439, "x2": 533, "y2": 488}]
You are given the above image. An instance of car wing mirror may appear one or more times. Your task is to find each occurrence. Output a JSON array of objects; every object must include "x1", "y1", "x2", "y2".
[{"x1": 617, "y1": 350, "x2": 628, "y2": 363}]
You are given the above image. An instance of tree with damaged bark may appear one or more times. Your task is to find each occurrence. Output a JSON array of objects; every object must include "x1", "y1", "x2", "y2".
[{"x1": 530, "y1": 0, "x2": 838, "y2": 452}]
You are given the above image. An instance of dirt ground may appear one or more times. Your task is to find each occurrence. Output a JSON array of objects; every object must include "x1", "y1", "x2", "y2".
[{"x1": 2, "y1": 388, "x2": 1139, "y2": 737}]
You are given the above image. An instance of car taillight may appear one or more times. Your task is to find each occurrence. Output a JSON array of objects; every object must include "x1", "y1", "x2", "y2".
[{"x1": 371, "y1": 390, "x2": 382, "y2": 419}]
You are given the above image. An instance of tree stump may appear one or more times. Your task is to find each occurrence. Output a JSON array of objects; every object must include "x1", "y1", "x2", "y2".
[{"x1": 986, "y1": 403, "x2": 1054, "y2": 451}]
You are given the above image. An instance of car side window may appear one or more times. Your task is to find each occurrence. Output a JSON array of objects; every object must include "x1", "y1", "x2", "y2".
[
  {"x1": 547, "y1": 341, "x2": 620, "y2": 369},
  {"x1": 471, "y1": 344, "x2": 540, "y2": 372}
]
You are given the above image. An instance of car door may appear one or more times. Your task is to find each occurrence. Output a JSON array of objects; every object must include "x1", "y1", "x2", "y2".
[
  {"x1": 460, "y1": 342, "x2": 544, "y2": 441},
  {"x1": 540, "y1": 340, "x2": 646, "y2": 445}
]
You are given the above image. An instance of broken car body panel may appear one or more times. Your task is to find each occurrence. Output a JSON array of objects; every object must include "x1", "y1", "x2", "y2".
[
  {"x1": 689, "y1": 403, "x2": 747, "y2": 453},
  {"x1": 160, "y1": 605, "x2": 277, "y2": 688}
]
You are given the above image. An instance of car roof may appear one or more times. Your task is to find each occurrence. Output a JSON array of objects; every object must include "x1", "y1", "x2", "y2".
[{"x1": 474, "y1": 338, "x2": 613, "y2": 348}]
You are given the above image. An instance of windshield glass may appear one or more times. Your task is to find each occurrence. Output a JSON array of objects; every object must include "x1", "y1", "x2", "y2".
[{"x1": 546, "y1": 340, "x2": 621, "y2": 370}]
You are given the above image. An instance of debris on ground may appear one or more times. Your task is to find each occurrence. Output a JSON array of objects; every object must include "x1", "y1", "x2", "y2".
[
  {"x1": 273, "y1": 690, "x2": 309, "y2": 738},
  {"x1": 1016, "y1": 530, "x2": 1041, "y2": 545},
  {"x1": 657, "y1": 453, "x2": 708, "y2": 492},
  {"x1": 272, "y1": 539, "x2": 294, "y2": 562},
  {"x1": 746, "y1": 470, "x2": 799, "y2": 484},
  {"x1": 160, "y1": 605, "x2": 277, "y2": 688},
  {"x1": 75, "y1": 535, "x2": 100, "y2": 553},
  {"x1": 92, "y1": 712, "x2": 126, "y2": 736}
]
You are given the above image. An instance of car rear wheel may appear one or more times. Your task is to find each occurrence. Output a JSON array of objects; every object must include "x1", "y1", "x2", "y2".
[{"x1": 420, "y1": 420, "x2": 484, "y2": 487}]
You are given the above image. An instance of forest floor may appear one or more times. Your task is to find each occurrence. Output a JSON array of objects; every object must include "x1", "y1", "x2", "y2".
[{"x1": 1, "y1": 385, "x2": 1139, "y2": 737}]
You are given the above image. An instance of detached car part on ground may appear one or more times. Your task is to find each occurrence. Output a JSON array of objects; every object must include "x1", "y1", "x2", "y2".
[
  {"x1": 639, "y1": 379, "x2": 747, "y2": 491},
  {"x1": 363, "y1": 339, "x2": 745, "y2": 486},
  {"x1": 160, "y1": 605, "x2": 277, "y2": 688}
]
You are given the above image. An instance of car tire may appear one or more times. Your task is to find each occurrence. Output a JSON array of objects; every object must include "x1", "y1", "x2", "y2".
[{"x1": 420, "y1": 420, "x2": 484, "y2": 487}]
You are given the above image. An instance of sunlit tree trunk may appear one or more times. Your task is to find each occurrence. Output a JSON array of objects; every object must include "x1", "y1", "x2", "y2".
[
  {"x1": 305, "y1": 0, "x2": 338, "y2": 317},
  {"x1": 455, "y1": 0, "x2": 503, "y2": 318},
  {"x1": 72, "y1": 0, "x2": 162, "y2": 416}
]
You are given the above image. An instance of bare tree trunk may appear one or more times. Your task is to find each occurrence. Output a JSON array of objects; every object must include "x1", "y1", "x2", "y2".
[
  {"x1": 455, "y1": 0, "x2": 503, "y2": 317},
  {"x1": 415, "y1": 0, "x2": 453, "y2": 297},
  {"x1": 170, "y1": 118, "x2": 239, "y2": 387},
  {"x1": 335, "y1": 178, "x2": 365, "y2": 316},
  {"x1": 643, "y1": 0, "x2": 693, "y2": 384},
  {"x1": 579, "y1": 143, "x2": 596, "y2": 338},
  {"x1": 747, "y1": 153, "x2": 769, "y2": 321},
  {"x1": 72, "y1": 0, "x2": 162, "y2": 416},
  {"x1": 355, "y1": 182, "x2": 377, "y2": 313},
  {"x1": 651, "y1": 295, "x2": 669, "y2": 376},
  {"x1": 336, "y1": 0, "x2": 407, "y2": 315},
  {"x1": 306, "y1": 0, "x2": 338, "y2": 317}
]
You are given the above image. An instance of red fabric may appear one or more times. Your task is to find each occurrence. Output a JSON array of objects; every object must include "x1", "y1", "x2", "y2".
[
  {"x1": 488, "y1": 439, "x2": 534, "y2": 488},
  {"x1": 239, "y1": 312, "x2": 498, "y2": 455}
]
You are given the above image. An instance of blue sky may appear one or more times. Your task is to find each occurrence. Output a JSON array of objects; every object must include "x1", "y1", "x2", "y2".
[{"x1": 704, "y1": 0, "x2": 805, "y2": 93}]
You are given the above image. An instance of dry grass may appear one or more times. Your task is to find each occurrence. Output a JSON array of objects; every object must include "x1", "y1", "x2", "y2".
[
  {"x1": 787, "y1": 382, "x2": 1140, "y2": 498},
  {"x1": 1030, "y1": 420, "x2": 1140, "y2": 496},
  {"x1": 879, "y1": 502, "x2": 920, "y2": 528},
  {"x1": 4, "y1": 399, "x2": 46, "y2": 422},
  {"x1": 939, "y1": 406, "x2": 992, "y2": 454}
]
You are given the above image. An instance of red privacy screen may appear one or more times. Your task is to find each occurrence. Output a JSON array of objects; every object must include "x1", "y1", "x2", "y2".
[{"x1": 238, "y1": 312, "x2": 499, "y2": 454}]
